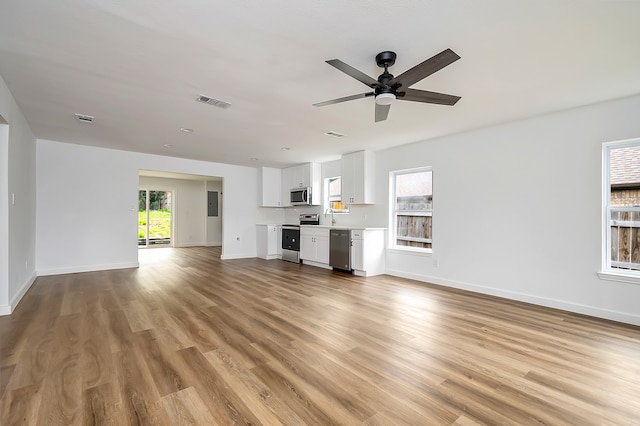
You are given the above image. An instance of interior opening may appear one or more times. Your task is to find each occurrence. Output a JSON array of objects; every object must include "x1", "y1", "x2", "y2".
[{"x1": 138, "y1": 170, "x2": 223, "y2": 259}]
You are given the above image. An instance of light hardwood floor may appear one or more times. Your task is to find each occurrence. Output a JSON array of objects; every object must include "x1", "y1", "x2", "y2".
[{"x1": 1, "y1": 246, "x2": 639, "y2": 425}]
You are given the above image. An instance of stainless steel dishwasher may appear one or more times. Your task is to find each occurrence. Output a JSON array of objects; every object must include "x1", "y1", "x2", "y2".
[{"x1": 329, "y1": 229, "x2": 351, "y2": 271}]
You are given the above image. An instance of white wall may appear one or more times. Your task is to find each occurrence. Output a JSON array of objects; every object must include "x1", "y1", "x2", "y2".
[
  {"x1": 139, "y1": 176, "x2": 209, "y2": 247},
  {"x1": 0, "y1": 75, "x2": 37, "y2": 315},
  {"x1": 0, "y1": 120, "x2": 7, "y2": 311},
  {"x1": 373, "y1": 94, "x2": 640, "y2": 325},
  {"x1": 206, "y1": 180, "x2": 222, "y2": 246},
  {"x1": 36, "y1": 140, "x2": 258, "y2": 275}
]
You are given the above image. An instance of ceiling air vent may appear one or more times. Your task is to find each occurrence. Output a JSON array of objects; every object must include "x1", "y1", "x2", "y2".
[
  {"x1": 324, "y1": 131, "x2": 345, "y2": 138},
  {"x1": 75, "y1": 113, "x2": 94, "y2": 123},
  {"x1": 196, "y1": 94, "x2": 231, "y2": 109}
]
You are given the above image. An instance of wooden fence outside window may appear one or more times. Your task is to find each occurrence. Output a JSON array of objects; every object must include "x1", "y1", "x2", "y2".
[
  {"x1": 610, "y1": 208, "x2": 640, "y2": 270},
  {"x1": 396, "y1": 196, "x2": 432, "y2": 249}
]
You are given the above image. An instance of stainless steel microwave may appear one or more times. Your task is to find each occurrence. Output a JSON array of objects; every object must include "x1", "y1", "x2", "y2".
[{"x1": 290, "y1": 187, "x2": 311, "y2": 205}]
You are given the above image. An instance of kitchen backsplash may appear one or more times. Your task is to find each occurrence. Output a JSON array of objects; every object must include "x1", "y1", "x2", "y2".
[{"x1": 257, "y1": 204, "x2": 373, "y2": 227}]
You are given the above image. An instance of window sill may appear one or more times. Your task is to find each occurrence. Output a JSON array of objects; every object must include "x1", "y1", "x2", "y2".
[
  {"x1": 597, "y1": 271, "x2": 640, "y2": 285},
  {"x1": 388, "y1": 247, "x2": 432, "y2": 257}
]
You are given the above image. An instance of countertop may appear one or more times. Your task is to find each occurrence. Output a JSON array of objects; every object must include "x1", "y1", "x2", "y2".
[
  {"x1": 256, "y1": 224, "x2": 386, "y2": 230},
  {"x1": 300, "y1": 225, "x2": 386, "y2": 230}
]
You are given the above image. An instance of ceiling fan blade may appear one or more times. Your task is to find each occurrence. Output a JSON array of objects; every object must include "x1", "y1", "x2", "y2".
[
  {"x1": 399, "y1": 88, "x2": 461, "y2": 106},
  {"x1": 389, "y1": 48, "x2": 460, "y2": 90},
  {"x1": 326, "y1": 59, "x2": 382, "y2": 89},
  {"x1": 313, "y1": 92, "x2": 374, "y2": 107},
  {"x1": 375, "y1": 103, "x2": 390, "y2": 122}
]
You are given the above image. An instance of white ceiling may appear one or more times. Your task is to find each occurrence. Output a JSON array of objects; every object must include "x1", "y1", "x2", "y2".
[{"x1": 1, "y1": 1, "x2": 639, "y2": 168}]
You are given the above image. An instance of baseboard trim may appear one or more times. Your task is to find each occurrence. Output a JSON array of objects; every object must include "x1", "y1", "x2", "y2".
[
  {"x1": 220, "y1": 253, "x2": 254, "y2": 260},
  {"x1": 0, "y1": 272, "x2": 37, "y2": 316},
  {"x1": 37, "y1": 261, "x2": 139, "y2": 276},
  {"x1": 301, "y1": 260, "x2": 332, "y2": 270},
  {"x1": 385, "y1": 269, "x2": 640, "y2": 326},
  {"x1": 174, "y1": 243, "x2": 205, "y2": 248}
]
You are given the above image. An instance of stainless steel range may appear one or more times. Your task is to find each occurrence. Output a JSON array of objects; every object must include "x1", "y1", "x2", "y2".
[{"x1": 282, "y1": 214, "x2": 319, "y2": 263}]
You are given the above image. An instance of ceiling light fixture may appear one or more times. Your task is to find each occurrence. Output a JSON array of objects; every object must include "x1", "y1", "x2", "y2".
[
  {"x1": 180, "y1": 128, "x2": 194, "y2": 133},
  {"x1": 324, "y1": 131, "x2": 345, "y2": 138},
  {"x1": 375, "y1": 92, "x2": 396, "y2": 106},
  {"x1": 250, "y1": 157, "x2": 259, "y2": 161},
  {"x1": 163, "y1": 144, "x2": 173, "y2": 148},
  {"x1": 281, "y1": 147, "x2": 290, "y2": 151}
]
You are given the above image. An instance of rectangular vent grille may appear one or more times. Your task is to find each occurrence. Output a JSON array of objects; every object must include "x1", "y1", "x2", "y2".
[
  {"x1": 324, "y1": 131, "x2": 345, "y2": 138},
  {"x1": 196, "y1": 95, "x2": 231, "y2": 109},
  {"x1": 75, "y1": 113, "x2": 94, "y2": 123}
]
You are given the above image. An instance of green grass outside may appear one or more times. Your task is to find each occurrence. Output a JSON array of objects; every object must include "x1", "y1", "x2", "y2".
[{"x1": 139, "y1": 210, "x2": 171, "y2": 239}]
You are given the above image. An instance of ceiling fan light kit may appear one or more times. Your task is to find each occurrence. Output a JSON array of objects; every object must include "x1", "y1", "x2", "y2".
[
  {"x1": 314, "y1": 48, "x2": 461, "y2": 122},
  {"x1": 375, "y1": 92, "x2": 396, "y2": 105}
]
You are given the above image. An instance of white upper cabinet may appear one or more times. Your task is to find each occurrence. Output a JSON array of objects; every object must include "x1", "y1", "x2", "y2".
[
  {"x1": 280, "y1": 167, "x2": 293, "y2": 207},
  {"x1": 258, "y1": 167, "x2": 282, "y2": 207},
  {"x1": 281, "y1": 162, "x2": 321, "y2": 206},
  {"x1": 341, "y1": 150, "x2": 375, "y2": 204},
  {"x1": 291, "y1": 164, "x2": 309, "y2": 188}
]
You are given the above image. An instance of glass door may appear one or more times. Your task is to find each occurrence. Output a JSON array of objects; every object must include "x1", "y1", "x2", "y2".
[{"x1": 138, "y1": 189, "x2": 172, "y2": 247}]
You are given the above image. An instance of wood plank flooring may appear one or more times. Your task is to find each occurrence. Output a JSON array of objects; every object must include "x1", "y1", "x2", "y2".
[{"x1": 1, "y1": 246, "x2": 640, "y2": 425}]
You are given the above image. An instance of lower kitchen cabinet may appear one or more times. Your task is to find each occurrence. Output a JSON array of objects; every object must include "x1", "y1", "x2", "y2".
[
  {"x1": 350, "y1": 229, "x2": 385, "y2": 276},
  {"x1": 256, "y1": 224, "x2": 281, "y2": 260},
  {"x1": 300, "y1": 227, "x2": 329, "y2": 266}
]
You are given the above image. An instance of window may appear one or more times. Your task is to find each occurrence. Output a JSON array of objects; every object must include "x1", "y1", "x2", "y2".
[
  {"x1": 603, "y1": 138, "x2": 640, "y2": 280},
  {"x1": 324, "y1": 177, "x2": 349, "y2": 213},
  {"x1": 390, "y1": 167, "x2": 432, "y2": 251}
]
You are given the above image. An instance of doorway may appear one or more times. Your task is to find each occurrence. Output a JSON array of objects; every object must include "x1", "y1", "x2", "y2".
[{"x1": 138, "y1": 189, "x2": 172, "y2": 247}]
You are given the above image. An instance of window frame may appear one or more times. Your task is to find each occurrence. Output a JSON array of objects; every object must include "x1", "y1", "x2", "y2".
[
  {"x1": 599, "y1": 137, "x2": 640, "y2": 284},
  {"x1": 389, "y1": 166, "x2": 433, "y2": 254},
  {"x1": 324, "y1": 176, "x2": 349, "y2": 214}
]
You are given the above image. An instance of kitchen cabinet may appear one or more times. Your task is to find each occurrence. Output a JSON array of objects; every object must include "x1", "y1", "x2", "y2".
[
  {"x1": 292, "y1": 164, "x2": 309, "y2": 188},
  {"x1": 300, "y1": 227, "x2": 329, "y2": 266},
  {"x1": 351, "y1": 232, "x2": 364, "y2": 271},
  {"x1": 258, "y1": 167, "x2": 282, "y2": 207},
  {"x1": 280, "y1": 167, "x2": 293, "y2": 207},
  {"x1": 341, "y1": 150, "x2": 375, "y2": 204},
  {"x1": 256, "y1": 225, "x2": 281, "y2": 260},
  {"x1": 350, "y1": 228, "x2": 385, "y2": 276},
  {"x1": 281, "y1": 162, "x2": 321, "y2": 206}
]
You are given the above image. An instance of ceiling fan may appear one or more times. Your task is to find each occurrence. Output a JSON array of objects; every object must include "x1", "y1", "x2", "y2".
[{"x1": 313, "y1": 49, "x2": 461, "y2": 122}]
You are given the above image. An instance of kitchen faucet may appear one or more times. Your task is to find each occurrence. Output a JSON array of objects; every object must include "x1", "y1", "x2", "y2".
[{"x1": 325, "y1": 208, "x2": 336, "y2": 226}]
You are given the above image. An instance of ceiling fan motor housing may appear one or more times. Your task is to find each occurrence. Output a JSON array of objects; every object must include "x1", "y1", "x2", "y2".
[
  {"x1": 375, "y1": 51, "x2": 399, "y2": 95},
  {"x1": 375, "y1": 51, "x2": 396, "y2": 68}
]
